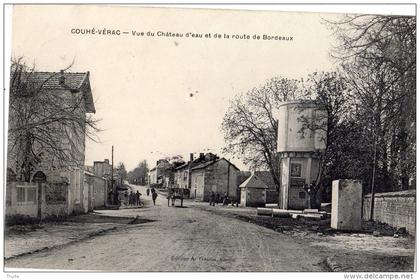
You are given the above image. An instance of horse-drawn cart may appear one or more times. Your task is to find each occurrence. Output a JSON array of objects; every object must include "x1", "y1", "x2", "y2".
[{"x1": 167, "y1": 187, "x2": 186, "y2": 207}]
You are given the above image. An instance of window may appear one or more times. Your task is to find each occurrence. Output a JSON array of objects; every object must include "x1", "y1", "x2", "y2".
[
  {"x1": 17, "y1": 187, "x2": 25, "y2": 202},
  {"x1": 16, "y1": 186, "x2": 37, "y2": 204},
  {"x1": 290, "y1": 163, "x2": 302, "y2": 178},
  {"x1": 299, "y1": 191, "x2": 306, "y2": 199},
  {"x1": 27, "y1": 188, "x2": 37, "y2": 203}
]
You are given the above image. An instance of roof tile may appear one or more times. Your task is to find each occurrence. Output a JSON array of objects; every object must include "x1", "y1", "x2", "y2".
[{"x1": 29, "y1": 72, "x2": 88, "y2": 90}]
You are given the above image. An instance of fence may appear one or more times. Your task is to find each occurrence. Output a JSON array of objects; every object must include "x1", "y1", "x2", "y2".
[
  {"x1": 363, "y1": 190, "x2": 415, "y2": 235},
  {"x1": 6, "y1": 182, "x2": 38, "y2": 218}
]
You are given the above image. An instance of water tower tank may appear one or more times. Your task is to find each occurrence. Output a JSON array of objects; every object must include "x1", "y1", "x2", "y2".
[{"x1": 277, "y1": 100, "x2": 327, "y2": 153}]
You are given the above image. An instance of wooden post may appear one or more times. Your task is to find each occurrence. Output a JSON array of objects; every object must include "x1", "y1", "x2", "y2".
[
  {"x1": 33, "y1": 171, "x2": 46, "y2": 220},
  {"x1": 37, "y1": 182, "x2": 42, "y2": 219},
  {"x1": 111, "y1": 145, "x2": 115, "y2": 204},
  {"x1": 226, "y1": 160, "x2": 231, "y2": 197},
  {"x1": 369, "y1": 136, "x2": 377, "y2": 221}
]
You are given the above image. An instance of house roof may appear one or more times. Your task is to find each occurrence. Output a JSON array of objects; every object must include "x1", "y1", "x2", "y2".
[
  {"x1": 239, "y1": 173, "x2": 269, "y2": 189},
  {"x1": 237, "y1": 171, "x2": 252, "y2": 186},
  {"x1": 84, "y1": 170, "x2": 107, "y2": 180},
  {"x1": 191, "y1": 161, "x2": 214, "y2": 170},
  {"x1": 150, "y1": 160, "x2": 173, "y2": 172},
  {"x1": 30, "y1": 71, "x2": 95, "y2": 113},
  {"x1": 191, "y1": 158, "x2": 240, "y2": 171},
  {"x1": 175, "y1": 152, "x2": 222, "y2": 171},
  {"x1": 84, "y1": 170, "x2": 95, "y2": 176},
  {"x1": 175, "y1": 159, "x2": 211, "y2": 171},
  {"x1": 254, "y1": 171, "x2": 277, "y2": 190},
  {"x1": 175, "y1": 162, "x2": 189, "y2": 170},
  {"x1": 84, "y1": 165, "x2": 94, "y2": 172},
  {"x1": 31, "y1": 72, "x2": 87, "y2": 89}
]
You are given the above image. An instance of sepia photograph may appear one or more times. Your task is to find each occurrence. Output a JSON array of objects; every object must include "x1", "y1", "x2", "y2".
[{"x1": 3, "y1": 3, "x2": 416, "y2": 275}]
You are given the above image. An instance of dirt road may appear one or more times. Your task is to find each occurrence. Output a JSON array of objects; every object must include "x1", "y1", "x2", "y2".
[{"x1": 5, "y1": 185, "x2": 325, "y2": 271}]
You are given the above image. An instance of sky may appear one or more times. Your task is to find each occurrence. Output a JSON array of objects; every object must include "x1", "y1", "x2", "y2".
[{"x1": 10, "y1": 5, "x2": 337, "y2": 171}]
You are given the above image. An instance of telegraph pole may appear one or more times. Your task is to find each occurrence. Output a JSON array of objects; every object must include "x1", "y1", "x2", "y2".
[
  {"x1": 226, "y1": 160, "x2": 230, "y2": 197},
  {"x1": 111, "y1": 145, "x2": 115, "y2": 204},
  {"x1": 369, "y1": 134, "x2": 377, "y2": 221}
]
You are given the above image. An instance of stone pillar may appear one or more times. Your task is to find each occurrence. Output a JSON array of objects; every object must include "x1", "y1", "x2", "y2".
[{"x1": 331, "y1": 180, "x2": 363, "y2": 231}]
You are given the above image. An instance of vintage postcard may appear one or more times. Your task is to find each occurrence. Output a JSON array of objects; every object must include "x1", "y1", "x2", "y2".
[{"x1": 4, "y1": 4, "x2": 416, "y2": 275}]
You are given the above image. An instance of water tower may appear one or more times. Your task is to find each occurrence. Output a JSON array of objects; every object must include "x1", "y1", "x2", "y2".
[{"x1": 276, "y1": 100, "x2": 327, "y2": 210}]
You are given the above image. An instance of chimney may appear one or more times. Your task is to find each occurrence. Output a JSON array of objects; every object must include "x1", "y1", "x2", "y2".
[
  {"x1": 104, "y1": 159, "x2": 109, "y2": 164},
  {"x1": 59, "y1": 70, "x2": 65, "y2": 85},
  {"x1": 190, "y1": 153, "x2": 194, "y2": 162},
  {"x1": 199, "y1": 153, "x2": 204, "y2": 159}
]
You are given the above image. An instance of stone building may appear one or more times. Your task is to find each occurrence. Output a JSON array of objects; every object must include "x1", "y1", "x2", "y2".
[
  {"x1": 174, "y1": 153, "x2": 219, "y2": 198},
  {"x1": 254, "y1": 171, "x2": 278, "y2": 204},
  {"x1": 6, "y1": 70, "x2": 96, "y2": 218},
  {"x1": 174, "y1": 161, "x2": 190, "y2": 189},
  {"x1": 239, "y1": 173, "x2": 268, "y2": 207},
  {"x1": 84, "y1": 171, "x2": 108, "y2": 210},
  {"x1": 148, "y1": 159, "x2": 173, "y2": 186},
  {"x1": 236, "y1": 171, "x2": 252, "y2": 204},
  {"x1": 93, "y1": 159, "x2": 112, "y2": 178},
  {"x1": 190, "y1": 158, "x2": 239, "y2": 202}
]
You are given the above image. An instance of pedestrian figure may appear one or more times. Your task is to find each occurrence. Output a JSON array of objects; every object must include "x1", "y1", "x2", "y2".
[
  {"x1": 236, "y1": 188, "x2": 240, "y2": 207},
  {"x1": 146, "y1": 188, "x2": 150, "y2": 196},
  {"x1": 222, "y1": 192, "x2": 228, "y2": 205},
  {"x1": 136, "y1": 190, "x2": 141, "y2": 206},
  {"x1": 108, "y1": 191, "x2": 113, "y2": 205},
  {"x1": 215, "y1": 193, "x2": 220, "y2": 205},
  {"x1": 124, "y1": 191, "x2": 129, "y2": 206},
  {"x1": 210, "y1": 192, "x2": 215, "y2": 206},
  {"x1": 129, "y1": 191, "x2": 134, "y2": 205},
  {"x1": 152, "y1": 192, "x2": 158, "y2": 206},
  {"x1": 134, "y1": 191, "x2": 138, "y2": 205}
]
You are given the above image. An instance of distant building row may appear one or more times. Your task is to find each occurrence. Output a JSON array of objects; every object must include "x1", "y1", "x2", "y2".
[{"x1": 148, "y1": 152, "x2": 278, "y2": 207}]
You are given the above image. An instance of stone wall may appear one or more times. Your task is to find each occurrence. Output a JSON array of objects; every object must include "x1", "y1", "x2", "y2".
[
  {"x1": 363, "y1": 190, "x2": 416, "y2": 235},
  {"x1": 41, "y1": 201, "x2": 68, "y2": 218},
  {"x1": 42, "y1": 183, "x2": 68, "y2": 218}
]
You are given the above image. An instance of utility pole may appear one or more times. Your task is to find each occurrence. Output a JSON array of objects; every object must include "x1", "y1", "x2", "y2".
[
  {"x1": 369, "y1": 134, "x2": 377, "y2": 221},
  {"x1": 111, "y1": 145, "x2": 115, "y2": 204},
  {"x1": 370, "y1": 62, "x2": 384, "y2": 221},
  {"x1": 226, "y1": 160, "x2": 231, "y2": 197}
]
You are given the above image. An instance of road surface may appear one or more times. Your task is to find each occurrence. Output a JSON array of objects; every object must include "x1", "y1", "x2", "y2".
[{"x1": 5, "y1": 185, "x2": 325, "y2": 271}]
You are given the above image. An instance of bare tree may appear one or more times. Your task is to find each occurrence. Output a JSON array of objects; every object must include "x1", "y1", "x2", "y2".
[
  {"x1": 8, "y1": 58, "x2": 101, "y2": 182},
  {"x1": 116, "y1": 162, "x2": 128, "y2": 181}
]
